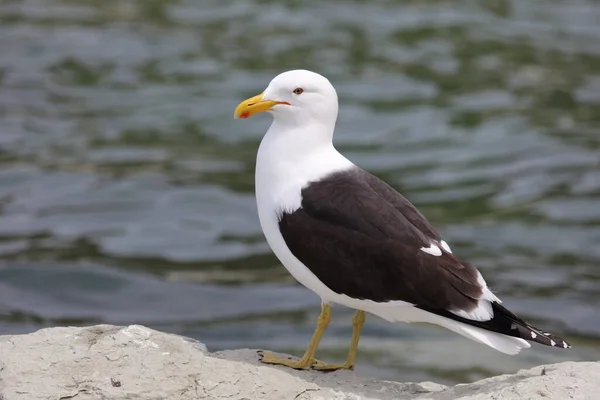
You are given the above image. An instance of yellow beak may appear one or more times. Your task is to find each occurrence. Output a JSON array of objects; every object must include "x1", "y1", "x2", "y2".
[{"x1": 233, "y1": 93, "x2": 289, "y2": 119}]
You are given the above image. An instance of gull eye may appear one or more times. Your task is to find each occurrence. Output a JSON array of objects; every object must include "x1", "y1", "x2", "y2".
[{"x1": 293, "y1": 88, "x2": 304, "y2": 95}]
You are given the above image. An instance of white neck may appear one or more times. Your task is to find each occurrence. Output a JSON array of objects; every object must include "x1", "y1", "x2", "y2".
[
  {"x1": 255, "y1": 120, "x2": 354, "y2": 215},
  {"x1": 264, "y1": 119, "x2": 335, "y2": 160}
]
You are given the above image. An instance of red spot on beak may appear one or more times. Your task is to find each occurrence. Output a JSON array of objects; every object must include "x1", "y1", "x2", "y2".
[{"x1": 240, "y1": 112, "x2": 250, "y2": 119}]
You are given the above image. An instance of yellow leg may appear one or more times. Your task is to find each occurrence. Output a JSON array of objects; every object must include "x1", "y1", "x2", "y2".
[
  {"x1": 258, "y1": 303, "x2": 332, "y2": 370},
  {"x1": 312, "y1": 310, "x2": 366, "y2": 371}
]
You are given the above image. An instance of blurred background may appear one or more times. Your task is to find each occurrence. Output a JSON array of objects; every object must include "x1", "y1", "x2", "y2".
[{"x1": 0, "y1": 0, "x2": 599, "y2": 385}]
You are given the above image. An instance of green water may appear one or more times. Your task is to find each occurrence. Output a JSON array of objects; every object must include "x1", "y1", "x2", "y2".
[{"x1": 0, "y1": 0, "x2": 599, "y2": 384}]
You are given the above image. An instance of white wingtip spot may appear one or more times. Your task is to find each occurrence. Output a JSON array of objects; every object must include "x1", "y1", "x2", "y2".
[
  {"x1": 550, "y1": 340, "x2": 556, "y2": 346},
  {"x1": 563, "y1": 341, "x2": 568, "y2": 349},
  {"x1": 531, "y1": 332, "x2": 537, "y2": 339},
  {"x1": 440, "y1": 240, "x2": 452, "y2": 254},
  {"x1": 420, "y1": 243, "x2": 442, "y2": 256}
]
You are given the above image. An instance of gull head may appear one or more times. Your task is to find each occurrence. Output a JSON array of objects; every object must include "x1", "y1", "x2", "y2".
[{"x1": 234, "y1": 69, "x2": 338, "y2": 127}]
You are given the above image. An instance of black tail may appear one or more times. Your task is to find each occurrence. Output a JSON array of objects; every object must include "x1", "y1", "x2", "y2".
[{"x1": 417, "y1": 302, "x2": 571, "y2": 349}]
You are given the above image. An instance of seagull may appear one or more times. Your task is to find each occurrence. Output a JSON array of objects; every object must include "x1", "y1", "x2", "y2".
[{"x1": 233, "y1": 69, "x2": 570, "y2": 371}]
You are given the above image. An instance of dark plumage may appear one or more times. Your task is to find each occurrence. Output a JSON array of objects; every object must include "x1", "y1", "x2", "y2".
[{"x1": 278, "y1": 167, "x2": 570, "y2": 349}]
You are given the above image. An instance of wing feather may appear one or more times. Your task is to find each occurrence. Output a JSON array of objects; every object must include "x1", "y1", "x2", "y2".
[
  {"x1": 278, "y1": 167, "x2": 571, "y2": 347},
  {"x1": 278, "y1": 168, "x2": 485, "y2": 314}
]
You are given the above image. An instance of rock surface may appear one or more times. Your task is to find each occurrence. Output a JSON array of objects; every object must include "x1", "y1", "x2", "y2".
[{"x1": 0, "y1": 325, "x2": 597, "y2": 400}]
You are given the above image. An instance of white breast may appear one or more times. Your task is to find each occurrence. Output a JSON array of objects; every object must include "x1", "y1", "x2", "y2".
[
  {"x1": 253, "y1": 124, "x2": 415, "y2": 314},
  {"x1": 254, "y1": 123, "x2": 354, "y2": 300}
]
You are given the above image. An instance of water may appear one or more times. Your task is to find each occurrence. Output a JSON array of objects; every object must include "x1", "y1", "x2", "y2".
[{"x1": 1, "y1": 0, "x2": 599, "y2": 385}]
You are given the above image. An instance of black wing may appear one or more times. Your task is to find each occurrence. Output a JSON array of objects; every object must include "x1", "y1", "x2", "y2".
[
  {"x1": 278, "y1": 167, "x2": 571, "y2": 349},
  {"x1": 360, "y1": 170, "x2": 442, "y2": 241},
  {"x1": 278, "y1": 167, "x2": 483, "y2": 312}
]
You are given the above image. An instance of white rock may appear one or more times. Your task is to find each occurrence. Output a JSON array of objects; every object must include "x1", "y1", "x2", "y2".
[{"x1": 0, "y1": 325, "x2": 597, "y2": 400}]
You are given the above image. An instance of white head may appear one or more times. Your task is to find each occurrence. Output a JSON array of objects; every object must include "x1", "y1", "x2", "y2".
[{"x1": 234, "y1": 70, "x2": 339, "y2": 130}]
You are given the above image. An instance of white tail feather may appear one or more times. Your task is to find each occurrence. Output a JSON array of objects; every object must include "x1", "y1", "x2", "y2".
[
  {"x1": 366, "y1": 301, "x2": 531, "y2": 355},
  {"x1": 433, "y1": 318, "x2": 531, "y2": 355}
]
